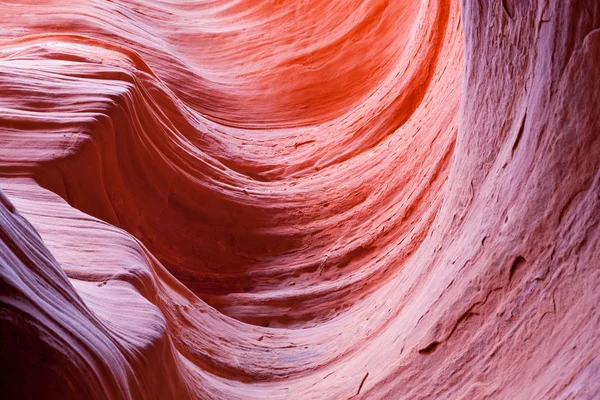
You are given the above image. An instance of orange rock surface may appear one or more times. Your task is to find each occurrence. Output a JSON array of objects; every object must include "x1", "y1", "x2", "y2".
[{"x1": 0, "y1": 0, "x2": 599, "y2": 398}]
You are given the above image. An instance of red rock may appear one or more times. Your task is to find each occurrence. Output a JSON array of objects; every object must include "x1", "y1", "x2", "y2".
[{"x1": 0, "y1": 0, "x2": 598, "y2": 398}]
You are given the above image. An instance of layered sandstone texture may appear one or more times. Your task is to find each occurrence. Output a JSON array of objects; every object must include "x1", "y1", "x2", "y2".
[{"x1": 1, "y1": 0, "x2": 599, "y2": 399}]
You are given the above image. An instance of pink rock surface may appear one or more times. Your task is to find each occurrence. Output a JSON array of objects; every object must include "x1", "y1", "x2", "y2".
[{"x1": 0, "y1": 0, "x2": 599, "y2": 398}]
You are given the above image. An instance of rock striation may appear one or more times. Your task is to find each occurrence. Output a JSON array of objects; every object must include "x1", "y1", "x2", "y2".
[{"x1": 0, "y1": 0, "x2": 599, "y2": 398}]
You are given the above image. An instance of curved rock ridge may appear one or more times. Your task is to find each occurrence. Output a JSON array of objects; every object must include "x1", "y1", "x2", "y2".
[
  {"x1": 0, "y1": 0, "x2": 461, "y2": 328},
  {"x1": 0, "y1": 0, "x2": 599, "y2": 399}
]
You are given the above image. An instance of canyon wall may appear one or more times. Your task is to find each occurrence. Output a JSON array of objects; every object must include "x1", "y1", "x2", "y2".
[{"x1": 0, "y1": 0, "x2": 599, "y2": 398}]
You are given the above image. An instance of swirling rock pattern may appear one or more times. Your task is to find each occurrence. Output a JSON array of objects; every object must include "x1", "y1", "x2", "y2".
[{"x1": 0, "y1": 0, "x2": 599, "y2": 399}]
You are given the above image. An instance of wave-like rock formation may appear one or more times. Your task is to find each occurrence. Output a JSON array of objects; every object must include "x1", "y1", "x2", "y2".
[{"x1": 1, "y1": 0, "x2": 599, "y2": 398}]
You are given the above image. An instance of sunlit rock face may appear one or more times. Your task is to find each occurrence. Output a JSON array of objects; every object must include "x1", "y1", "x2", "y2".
[{"x1": 0, "y1": 0, "x2": 599, "y2": 398}]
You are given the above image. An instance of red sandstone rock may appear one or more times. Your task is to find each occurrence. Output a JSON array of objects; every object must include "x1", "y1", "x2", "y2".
[{"x1": 0, "y1": 0, "x2": 598, "y2": 399}]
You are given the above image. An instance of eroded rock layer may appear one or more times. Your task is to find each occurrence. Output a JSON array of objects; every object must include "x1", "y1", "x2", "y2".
[{"x1": 0, "y1": 0, "x2": 599, "y2": 399}]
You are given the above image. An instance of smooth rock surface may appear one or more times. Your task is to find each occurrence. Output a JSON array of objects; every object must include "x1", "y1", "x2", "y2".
[{"x1": 0, "y1": 0, "x2": 599, "y2": 398}]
